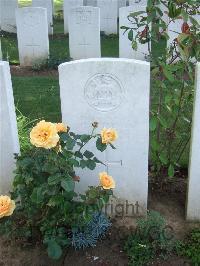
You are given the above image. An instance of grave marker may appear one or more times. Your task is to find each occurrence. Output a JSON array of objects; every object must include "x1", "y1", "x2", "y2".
[
  {"x1": 59, "y1": 58, "x2": 150, "y2": 216},
  {"x1": 119, "y1": 6, "x2": 149, "y2": 60},
  {"x1": 97, "y1": 0, "x2": 118, "y2": 35},
  {"x1": 68, "y1": 6, "x2": 101, "y2": 59},
  {"x1": 63, "y1": 0, "x2": 83, "y2": 34},
  {"x1": 32, "y1": 0, "x2": 53, "y2": 34},
  {"x1": 0, "y1": 61, "x2": 20, "y2": 194},
  {"x1": 16, "y1": 7, "x2": 49, "y2": 66},
  {"x1": 186, "y1": 63, "x2": 200, "y2": 221},
  {"x1": 0, "y1": 0, "x2": 18, "y2": 33}
]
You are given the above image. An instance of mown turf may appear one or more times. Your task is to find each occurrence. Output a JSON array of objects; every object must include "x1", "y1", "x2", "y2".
[{"x1": 12, "y1": 76, "x2": 61, "y2": 122}]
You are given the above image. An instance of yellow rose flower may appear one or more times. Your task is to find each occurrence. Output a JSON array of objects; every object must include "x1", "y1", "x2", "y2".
[
  {"x1": 55, "y1": 123, "x2": 68, "y2": 133},
  {"x1": 0, "y1": 195, "x2": 15, "y2": 219},
  {"x1": 99, "y1": 172, "x2": 115, "y2": 190},
  {"x1": 101, "y1": 128, "x2": 118, "y2": 144},
  {"x1": 30, "y1": 120, "x2": 59, "y2": 149}
]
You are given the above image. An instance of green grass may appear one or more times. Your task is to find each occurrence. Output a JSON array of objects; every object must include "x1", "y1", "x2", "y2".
[{"x1": 12, "y1": 76, "x2": 61, "y2": 122}]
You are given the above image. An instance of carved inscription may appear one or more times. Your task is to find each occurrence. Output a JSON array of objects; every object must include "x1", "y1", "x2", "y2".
[
  {"x1": 84, "y1": 74, "x2": 124, "y2": 111},
  {"x1": 76, "y1": 11, "x2": 92, "y2": 24}
]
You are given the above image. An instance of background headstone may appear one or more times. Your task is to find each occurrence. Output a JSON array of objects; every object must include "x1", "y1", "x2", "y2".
[
  {"x1": 16, "y1": 7, "x2": 49, "y2": 66},
  {"x1": 118, "y1": 0, "x2": 126, "y2": 17},
  {"x1": 69, "y1": 6, "x2": 101, "y2": 59},
  {"x1": 97, "y1": 0, "x2": 118, "y2": 35},
  {"x1": 63, "y1": 0, "x2": 83, "y2": 34},
  {"x1": 0, "y1": 61, "x2": 20, "y2": 194},
  {"x1": 59, "y1": 58, "x2": 150, "y2": 216},
  {"x1": 119, "y1": 6, "x2": 150, "y2": 60},
  {"x1": 186, "y1": 63, "x2": 200, "y2": 221},
  {"x1": 32, "y1": 0, "x2": 53, "y2": 35},
  {"x1": 0, "y1": 0, "x2": 18, "y2": 33}
]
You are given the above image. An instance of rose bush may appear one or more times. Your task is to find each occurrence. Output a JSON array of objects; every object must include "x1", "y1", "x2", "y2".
[{"x1": 0, "y1": 121, "x2": 117, "y2": 260}]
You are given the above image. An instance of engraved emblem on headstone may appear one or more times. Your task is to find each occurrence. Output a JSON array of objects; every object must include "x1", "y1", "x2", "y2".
[
  {"x1": 22, "y1": 11, "x2": 40, "y2": 27},
  {"x1": 84, "y1": 74, "x2": 124, "y2": 111}
]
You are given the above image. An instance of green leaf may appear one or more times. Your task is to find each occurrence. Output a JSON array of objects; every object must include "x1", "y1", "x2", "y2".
[
  {"x1": 150, "y1": 117, "x2": 157, "y2": 131},
  {"x1": 74, "y1": 151, "x2": 83, "y2": 158},
  {"x1": 80, "y1": 134, "x2": 91, "y2": 143},
  {"x1": 168, "y1": 164, "x2": 175, "y2": 177},
  {"x1": 83, "y1": 150, "x2": 94, "y2": 159},
  {"x1": 80, "y1": 160, "x2": 88, "y2": 168},
  {"x1": 47, "y1": 240, "x2": 62, "y2": 260},
  {"x1": 96, "y1": 138, "x2": 107, "y2": 152},
  {"x1": 61, "y1": 179, "x2": 75, "y2": 192},
  {"x1": 30, "y1": 187, "x2": 45, "y2": 204},
  {"x1": 48, "y1": 174, "x2": 63, "y2": 185},
  {"x1": 159, "y1": 154, "x2": 168, "y2": 165},
  {"x1": 68, "y1": 158, "x2": 79, "y2": 167},
  {"x1": 128, "y1": 29, "x2": 134, "y2": 41},
  {"x1": 86, "y1": 160, "x2": 96, "y2": 170}
]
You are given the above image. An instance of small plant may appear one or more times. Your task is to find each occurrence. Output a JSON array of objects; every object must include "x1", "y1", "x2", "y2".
[
  {"x1": 176, "y1": 228, "x2": 200, "y2": 265},
  {"x1": 72, "y1": 212, "x2": 111, "y2": 249},
  {"x1": 0, "y1": 120, "x2": 118, "y2": 260},
  {"x1": 124, "y1": 211, "x2": 176, "y2": 266},
  {"x1": 16, "y1": 109, "x2": 38, "y2": 152},
  {"x1": 32, "y1": 56, "x2": 71, "y2": 71}
]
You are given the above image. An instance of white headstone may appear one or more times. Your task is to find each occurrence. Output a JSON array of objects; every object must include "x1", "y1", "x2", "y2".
[
  {"x1": 59, "y1": 58, "x2": 150, "y2": 216},
  {"x1": 16, "y1": 7, "x2": 49, "y2": 67},
  {"x1": 186, "y1": 63, "x2": 200, "y2": 221},
  {"x1": 97, "y1": 0, "x2": 118, "y2": 35},
  {"x1": 118, "y1": 0, "x2": 126, "y2": 17},
  {"x1": 32, "y1": 0, "x2": 53, "y2": 35},
  {"x1": 69, "y1": 6, "x2": 101, "y2": 59},
  {"x1": 0, "y1": 61, "x2": 20, "y2": 194},
  {"x1": 63, "y1": 0, "x2": 84, "y2": 34},
  {"x1": 0, "y1": 0, "x2": 18, "y2": 33},
  {"x1": 119, "y1": 6, "x2": 149, "y2": 60},
  {"x1": 85, "y1": 0, "x2": 97, "y2": 6},
  {"x1": 0, "y1": 39, "x2": 2, "y2": 60},
  {"x1": 129, "y1": 0, "x2": 147, "y2": 6}
]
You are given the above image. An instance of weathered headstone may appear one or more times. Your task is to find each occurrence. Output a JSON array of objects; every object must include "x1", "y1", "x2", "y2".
[
  {"x1": 63, "y1": 0, "x2": 83, "y2": 34},
  {"x1": 69, "y1": 6, "x2": 101, "y2": 59},
  {"x1": 0, "y1": 61, "x2": 20, "y2": 194},
  {"x1": 119, "y1": 6, "x2": 149, "y2": 60},
  {"x1": 97, "y1": 0, "x2": 118, "y2": 35},
  {"x1": 32, "y1": 0, "x2": 53, "y2": 35},
  {"x1": 16, "y1": 7, "x2": 49, "y2": 66},
  {"x1": 186, "y1": 63, "x2": 200, "y2": 221},
  {"x1": 129, "y1": 0, "x2": 147, "y2": 6},
  {"x1": 59, "y1": 58, "x2": 150, "y2": 216},
  {"x1": 0, "y1": 0, "x2": 18, "y2": 33}
]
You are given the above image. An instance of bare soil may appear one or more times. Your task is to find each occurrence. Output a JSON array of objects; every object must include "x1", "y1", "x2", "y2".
[
  {"x1": 1, "y1": 178, "x2": 199, "y2": 266},
  {"x1": 10, "y1": 66, "x2": 58, "y2": 77}
]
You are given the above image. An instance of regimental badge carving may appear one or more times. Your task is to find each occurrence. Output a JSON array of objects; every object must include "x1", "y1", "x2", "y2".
[
  {"x1": 84, "y1": 74, "x2": 124, "y2": 112},
  {"x1": 22, "y1": 11, "x2": 40, "y2": 27}
]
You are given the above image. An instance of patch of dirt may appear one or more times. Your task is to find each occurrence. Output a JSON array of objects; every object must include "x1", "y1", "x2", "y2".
[
  {"x1": 0, "y1": 179, "x2": 200, "y2": 266},
  {"x1": 10, "y1": 66, "x2": 58, "y2": 77}
]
